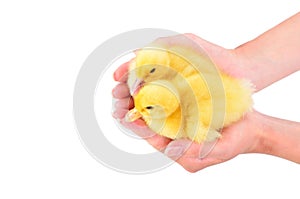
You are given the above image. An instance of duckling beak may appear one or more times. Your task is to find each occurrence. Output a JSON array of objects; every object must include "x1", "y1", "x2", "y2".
[
  {"x1": 130, "y1": 78, "x2": 144, "y2": 95},
  {"x1": 125, "y1": 108, "x2": 142, "y2": 122}
]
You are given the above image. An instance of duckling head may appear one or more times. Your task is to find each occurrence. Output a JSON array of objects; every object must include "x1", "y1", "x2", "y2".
[
  {"x1": 125, "y1": 80, "x2": 180, "y2": 122},
  {"x1": 128, "y1": 49, "x2": 177, "y2": 95}
]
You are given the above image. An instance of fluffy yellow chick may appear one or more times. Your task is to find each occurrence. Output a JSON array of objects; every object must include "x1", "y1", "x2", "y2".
[
  {"x1": 127, "y1": 45, "x2": 215, "y2": 94},
  {"x1": 126, "y1": 45, "x2": 253, "y2": 143},
  {"x1": 126, "y1": 80, "x2": 184, "y2": 140},
  {"x1": 126, "y1": 78, "x2": 252, "y2": 143}
]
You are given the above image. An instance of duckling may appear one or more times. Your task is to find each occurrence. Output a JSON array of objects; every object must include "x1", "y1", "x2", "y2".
[{"x1": 126, "y1": 44, "x2": 253, "y2": 143}]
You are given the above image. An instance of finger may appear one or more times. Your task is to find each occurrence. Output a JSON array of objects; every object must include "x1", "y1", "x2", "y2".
[
  {"x1": 165, "y1": 138, "x2": 229, "y2": 160},
  {"x1": 175, "y1": 154, "x2": 223, "y2": 172},
  {"x1": 130, "y1": 119, "x2": 172, "y2": 151},
  {"x1": 164, "y1": 139, "x2": 198, "y2": 159},
  {"x1": 184, "y1": 33, "x2": 208, "y2": 49},
  {"x1": 120, "y1": 118, "x2": 153, "y2": 137},
  {"x1": 184, "y1": 33, "x2": 202, "y2": 42},
  {"x1": 114, "y1": 97, "x2": 134, "y2": 109},
  {"x1": 164, "y1": 139, "x2": 224, "y2": 172},
  {"x1": 152, "y1": 34, "x2": 189, "y2": 49},
  {"x1": 112, "y1": 108, "x2": 128, "y2": 119},
  {"x1": 112, "y1": 83, "x2": 130, "y2": 98},
  {"x1": 120, "y1": 119, "x2": 172, "y2": 152},
  {"x1": 163, "y1": 140, "x2": 206, "y2": 172},
  {"x1": 184, "y1": 33, "x2": 231, "y2": 72},
  {"x1": 113, "y1": 61, "x2": 130, "y2": 82},
  {"x1": 152, "y1": 34, "x2": 209, "y2": 59},
  {"x1": 145, "y1": 135, "x2": 172, "y2": 152}
]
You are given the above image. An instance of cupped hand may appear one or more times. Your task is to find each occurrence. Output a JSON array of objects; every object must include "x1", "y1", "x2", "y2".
[
  {"x1": 112, "y1": 61, "x2": 172, "y2": 152},
  {"x1": 112, "y1": 34, "x2": 264, "y2": 172}
]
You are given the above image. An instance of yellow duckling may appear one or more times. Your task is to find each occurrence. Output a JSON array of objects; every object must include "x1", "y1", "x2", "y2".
[
  {"x1": 126, "y1": 80, "x2": 184, "y2": 140},
  {"x1": 127, "y1": 44, "x2": 215, "y2": 95},
  {"x1": 126, "y1": 44, "x2": 253, "y2": 143},
  {"x1": 126, "y1": 78, "x2": 252, "y2": 143}
]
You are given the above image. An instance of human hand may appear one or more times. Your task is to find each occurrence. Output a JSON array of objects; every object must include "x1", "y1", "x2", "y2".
[
  {"x1": 112, "y1": 13, "x2": 300, "y2": 171},
  {"x1": 113, "y1": 64, "x2": 263, "y2": 172},
  {"x1": 112, "y1": 61, "x2": 172, "y2": 152},
  {"x1": 112, "y1": 33, "x2": 264, "y2": 172}
]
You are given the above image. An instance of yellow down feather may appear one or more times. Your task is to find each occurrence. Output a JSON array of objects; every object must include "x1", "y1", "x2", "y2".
[{"x1": 126, "y1": 45, "x2": 253, "y2": 143}]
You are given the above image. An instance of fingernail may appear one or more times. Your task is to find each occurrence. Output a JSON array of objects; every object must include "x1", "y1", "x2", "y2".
[{"x1": 164, "y1": 146, "x2": 184, "y2": 159}]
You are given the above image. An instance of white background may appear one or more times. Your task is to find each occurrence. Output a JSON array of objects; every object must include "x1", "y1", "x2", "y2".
[{"x1": 1, "y1": 1, "x2": 300, "y2": 198}]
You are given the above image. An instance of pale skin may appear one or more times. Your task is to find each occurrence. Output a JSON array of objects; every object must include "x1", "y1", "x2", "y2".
[{"x1": 112, "y1": 12, "x2": 300, "y2": 172}]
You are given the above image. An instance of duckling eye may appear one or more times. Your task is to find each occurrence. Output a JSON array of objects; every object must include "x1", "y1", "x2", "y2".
[
  {"x1": 145, "y1": 106, "x2": 154, "y2": 110},
  {"x1": 149, "y1": 68, "x2": 156, "y2": 73}
]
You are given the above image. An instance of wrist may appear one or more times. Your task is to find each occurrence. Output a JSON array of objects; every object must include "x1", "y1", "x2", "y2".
[
  {"x1": 248, "y1": 112, "x2": 300, "y2": 164},
  {"x1": 233, "y1": 12, "x2": 300, "y2": 91},
  {"x1": 243, "y1": 111, "x2": 271, "y2": 154}
]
